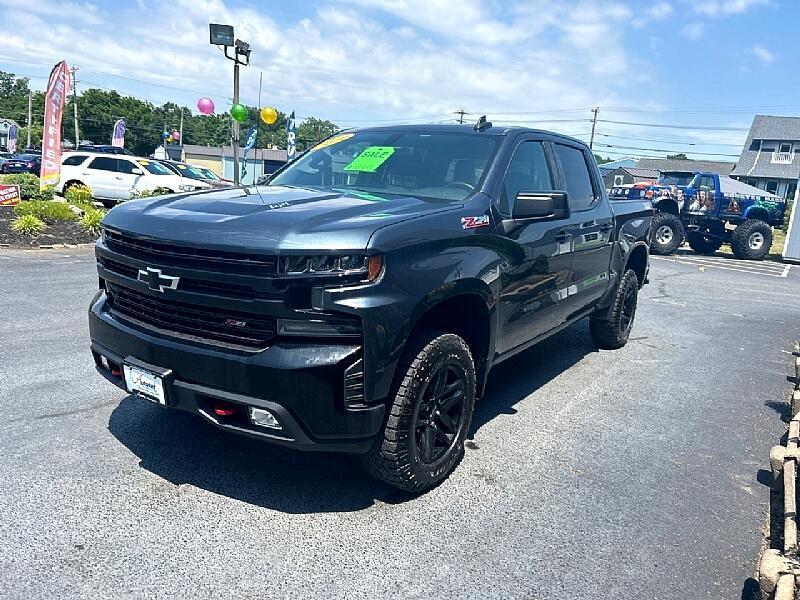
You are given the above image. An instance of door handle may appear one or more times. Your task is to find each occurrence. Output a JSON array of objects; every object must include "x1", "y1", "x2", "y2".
[{"x1": 554, "y1": 231, "x2": 572, "y2": 243}]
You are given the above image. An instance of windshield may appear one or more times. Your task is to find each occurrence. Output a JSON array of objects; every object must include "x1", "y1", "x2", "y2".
[
  {"x1": 198, "y1": 168, "x2": 221, "y2": 180},
  {"x1": 269, "y1": 130, "x2": 500, "y2": 201},
  {"x1": 136, "y1": 159, "x2": 172, "y2": 175},
  {"x1": 174, "y1": 164, "x2": 209, "y2": 180}
]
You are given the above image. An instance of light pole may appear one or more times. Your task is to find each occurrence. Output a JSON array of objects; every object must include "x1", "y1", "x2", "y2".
[{"x1": 210, "y1": 23, "x2": 250, "y2": 186}]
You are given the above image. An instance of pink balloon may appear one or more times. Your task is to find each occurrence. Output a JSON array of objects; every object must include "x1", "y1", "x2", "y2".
[
  {"x1": 172, "y1": 131, "x2": 181, "y2": 141},
  {"x1": 197, "y1": 97, "x2": 215, "y2": 115}
]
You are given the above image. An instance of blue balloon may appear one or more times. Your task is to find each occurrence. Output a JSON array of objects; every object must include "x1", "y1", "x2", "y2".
[{"x1": 162, "y1": 131, "x2": 169, "y2": 139}]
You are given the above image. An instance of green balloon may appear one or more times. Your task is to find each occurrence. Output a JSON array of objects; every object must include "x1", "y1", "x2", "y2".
[{"x1": 230, "y1": 103, "x2": 248, "y2": 122}]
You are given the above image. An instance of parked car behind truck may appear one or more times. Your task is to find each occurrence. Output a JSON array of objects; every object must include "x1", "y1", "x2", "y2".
[
  {"x1": 57, "y1": 152, "x2": 211, "y2": 206},
  {"x1": 89, "y1": 122, "x2": 653, "y2": 491}
]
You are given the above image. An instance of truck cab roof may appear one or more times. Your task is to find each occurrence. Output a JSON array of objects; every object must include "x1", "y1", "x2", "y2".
[{"x1": 353, "y1": 123, "x2": 591, "y2": 148}]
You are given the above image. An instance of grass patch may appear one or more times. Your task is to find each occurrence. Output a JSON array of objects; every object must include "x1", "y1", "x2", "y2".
[
  {"x1": 80, "y1": 209, "x2": 104, "y2": 236},
  {"x1": 14, "y1": 201, "x2": 78, "y2": 222},
  {"x1": 11, "y1": 214, "x2": 46, "y2": 235}
]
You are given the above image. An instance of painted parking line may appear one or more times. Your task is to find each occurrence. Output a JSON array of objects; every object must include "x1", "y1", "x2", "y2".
[
  {"x1": 668, "y1": 255, "x2": 787, "y2": 273},
  {"x1": 652, "y1": 254, "x2": 793, "y2": 278}
]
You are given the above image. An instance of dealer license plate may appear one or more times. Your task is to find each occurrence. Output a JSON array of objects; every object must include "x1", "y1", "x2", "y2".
[{"x1": 123, "y1": 364, "x2": 166, "y2": 404}]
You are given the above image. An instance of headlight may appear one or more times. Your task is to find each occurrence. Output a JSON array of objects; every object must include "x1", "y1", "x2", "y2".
[
  {"x1": 179, "y1": 184, "x2": 194, "y2": 192},
  {"x1": 282, "y1": 255, "x2": 383, "y2": 281}
]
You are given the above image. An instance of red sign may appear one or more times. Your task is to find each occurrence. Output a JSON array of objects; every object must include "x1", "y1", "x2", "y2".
[
  {"x1": 40, "y1": 60, "x2": 71, "y2": 191},
  {"x1": 0, "y1": 184, "x2": 21, "y2": 206}
]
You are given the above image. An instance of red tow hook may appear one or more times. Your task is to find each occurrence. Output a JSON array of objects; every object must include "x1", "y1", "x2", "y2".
[{"x1": 214, "y1": 402, "x2": 239, "y2": 417}]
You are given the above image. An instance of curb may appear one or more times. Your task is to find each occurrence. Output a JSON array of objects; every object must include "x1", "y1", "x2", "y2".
[
  {"x1": 0, "y1": 242, "x2": 95, "y2": 250},
  {"x1": 762, "y1": 340, "x2": 800, "y2": 599}
]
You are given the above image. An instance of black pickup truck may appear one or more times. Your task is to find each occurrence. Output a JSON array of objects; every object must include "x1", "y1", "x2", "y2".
[{"x1": 89, "y1": 122, "x2": 653, "y2": 491}]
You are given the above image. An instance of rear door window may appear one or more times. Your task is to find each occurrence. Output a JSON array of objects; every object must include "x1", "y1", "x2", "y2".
[
  {"x1": 554, "y1": 144, "x2": 596, "y2": 211},
  {"x1": 88, "y1": 157, "x2": 117, "y2": 172},
  {"x1": 63, "y1": 155, "x2": 86, "y2": 166},
  {"x1": 116, "y1": 159, "x2": 138, "y2": 174}
]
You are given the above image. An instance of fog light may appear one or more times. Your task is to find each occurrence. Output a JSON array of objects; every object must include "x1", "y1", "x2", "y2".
[{"x1": 250, "y1": 407, "x2": 281, "y2": 430}]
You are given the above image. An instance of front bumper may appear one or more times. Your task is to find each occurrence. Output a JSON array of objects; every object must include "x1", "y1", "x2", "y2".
[{"x1": 89, "y1": 292, "x2": 385, "y2": 453}]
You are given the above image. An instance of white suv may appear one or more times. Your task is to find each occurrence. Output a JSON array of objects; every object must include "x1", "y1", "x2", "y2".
[{"x1": 57, "y1": 153, "x2": 211, "y2": 204}]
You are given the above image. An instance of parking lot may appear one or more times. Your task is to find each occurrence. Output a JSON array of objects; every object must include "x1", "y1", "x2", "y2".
[{"x1": 1, "y1": 247, "x2": 798, "y2": 599}]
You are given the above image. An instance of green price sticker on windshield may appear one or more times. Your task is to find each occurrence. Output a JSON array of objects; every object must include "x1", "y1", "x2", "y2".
[{"x1": 344, "y1": 146, "x2": 395, "y2": 173}]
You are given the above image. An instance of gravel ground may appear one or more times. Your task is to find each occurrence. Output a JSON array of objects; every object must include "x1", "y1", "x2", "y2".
[{"x1": 0, "y1": 248, "x2": 798, "y2": 599}]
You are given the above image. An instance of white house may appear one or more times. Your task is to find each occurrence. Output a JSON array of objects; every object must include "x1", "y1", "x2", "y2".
[{"x1": 731, "y1": 114, "x2": 800, "y2": 201}]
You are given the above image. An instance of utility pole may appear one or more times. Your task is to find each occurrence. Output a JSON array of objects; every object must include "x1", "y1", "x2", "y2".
[
  {"x1": 178, "y1": 108, "x2": 184, "y2": 157},
  {"x1": 26, "y1": 91, "x2": 32, "y2": 148},
  {"x1": 589, "y1": 106, "x2": 599, "y2": 150},
  {"x1": 454, "y1": 109, "x2": 467, "y2": 124},
  {"x1": 70, "y1": 66, "x2": 80, "y2": 147}
]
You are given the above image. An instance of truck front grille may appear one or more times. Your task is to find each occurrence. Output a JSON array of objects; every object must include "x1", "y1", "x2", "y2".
[
  {"x1": 106, "y1": 282, "x2": 275, "y2": 349},
  {"x1": 104, "y1": 229, "x2": 277, "y2": 275}
]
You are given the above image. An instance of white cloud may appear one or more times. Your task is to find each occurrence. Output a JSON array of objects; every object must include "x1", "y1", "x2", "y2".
[
  {"x1": 0, "y1": 0, "x2": 648, "y2": 126},
  {"x1": 750, "y1": 45, "x2": 775, "y2": 64},
  {"x1": 681, "y1": 22, "x2": 705, "y2": 40},
  {"x1": 693, "y1": 0, "x2": 770, "y2": 17},
  {"x1": 648, "y1": 2, "x2": 673, "y2": 18}
]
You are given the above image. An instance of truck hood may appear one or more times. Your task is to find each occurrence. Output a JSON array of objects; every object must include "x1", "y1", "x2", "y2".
[{"x1": 103, "y1": 184, "x2": 460, "y2": 252}]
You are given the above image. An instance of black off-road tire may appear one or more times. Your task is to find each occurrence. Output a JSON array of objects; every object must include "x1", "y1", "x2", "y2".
[
  {"x1": 361, "y1": 331, "x2": 476, "y2": 492},
  {"x1": 730, "y1": 219, "x2": 772, "y2": 260},
  {"x1": 650, "y1": 212, "x2": 685, "y2": 255},
  {"x1": 589, "y1": 269, "x2": 639, "y2": 350},
  {"x1": 687, "y1": 231, "x2": 723, "y2": 255}
]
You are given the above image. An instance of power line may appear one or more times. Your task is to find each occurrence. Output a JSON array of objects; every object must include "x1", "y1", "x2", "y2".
[
  {"x1": 595, "y1": 131, "x2": 745, "y2": 147},
  {"x1": 594, "y1": 143, "x2": 739, "y2": 157},
  {"x1": 596, "y1": 118, "x2": 749, "y2": 132}
]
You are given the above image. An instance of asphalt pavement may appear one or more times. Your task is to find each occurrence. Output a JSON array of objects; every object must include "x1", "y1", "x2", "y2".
[{"x1": 1, "y1": 247, "x2": 798, "y2": 599}]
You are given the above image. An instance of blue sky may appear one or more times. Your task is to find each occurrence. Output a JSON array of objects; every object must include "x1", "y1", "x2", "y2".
[{"x1": 0, "y1": 0, "x2": 795, "y2": 160}]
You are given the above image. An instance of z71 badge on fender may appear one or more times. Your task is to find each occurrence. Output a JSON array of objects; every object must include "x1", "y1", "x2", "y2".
[{"x1": 461, "y1": 215, "x2": 490, "y2": 229}]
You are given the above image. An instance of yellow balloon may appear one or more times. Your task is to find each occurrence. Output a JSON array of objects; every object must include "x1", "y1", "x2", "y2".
[{"x1": 260, "y1": 106, "x2": 278, "y2": 125}]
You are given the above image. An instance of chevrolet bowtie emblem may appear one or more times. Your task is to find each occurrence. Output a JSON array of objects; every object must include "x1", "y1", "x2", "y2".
[{"x1": 137, "y1": 267, "x2": 180, "y2": 293}]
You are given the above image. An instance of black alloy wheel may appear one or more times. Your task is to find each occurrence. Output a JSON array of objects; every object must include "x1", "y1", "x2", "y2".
[{"x1": 413, "y1": 363, "x2": 467, "y2": 464}]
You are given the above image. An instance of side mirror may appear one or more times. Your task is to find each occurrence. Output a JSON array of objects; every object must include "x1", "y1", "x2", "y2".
[
  {"x1": 132, "y1": 168, "x2": 145, "y2": 176},
  {"x1": 512, "y1": 191, "x2": 569, "y2": 220}
]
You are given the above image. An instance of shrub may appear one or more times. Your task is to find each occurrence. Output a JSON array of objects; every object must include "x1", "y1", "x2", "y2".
[
  {"x1": 130, "y1": 187, "x2": 172, "y2": 199},
  {"x1": 14, "y1": 200, "x2": 78, "y2": 222},
  {"x1": 10, "y1": 214, "x2": 46, "y2": 235},
  {"x1": 0, "y1": 173, "x2": 53, "y2": 202},
  {"x1": 80, "y1": 209, "x2": 104, "y2": 236},
  {"x1": 65, "y1": 184, "x2": 93, "y2": 206}
]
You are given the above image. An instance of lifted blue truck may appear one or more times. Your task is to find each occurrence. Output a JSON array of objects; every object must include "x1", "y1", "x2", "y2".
[{"x1": 611, "y1": 172, "x2": 786, "y2": 260}]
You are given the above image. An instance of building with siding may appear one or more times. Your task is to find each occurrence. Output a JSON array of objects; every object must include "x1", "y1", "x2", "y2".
[
  {"x1": 730, "y1": 115, "x2": 800, "y2": 200},
  {"x1": 603, "y1": 167, "x2": 660, "y2": 188},
  {"x1": 636, "y1": 158, "x2": 735, "y2": 186},
  {"x1": 181, "y1": 145, "x2": 288, "y2": 185}
]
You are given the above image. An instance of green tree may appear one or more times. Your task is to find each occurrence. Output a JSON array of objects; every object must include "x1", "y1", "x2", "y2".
[
  {"x1": 1, "y1": 70, "x2": 340, "y2": 156},
  {"x1": 297, "y1": 117, "x2": 339, "y2": 151},
  {"x1": 666, "y1": 153, "x2": 689, "y2": 160},
  {"x1": 0, "y1": 71, "x2": 45, "y2": 148},
  {"x1": 593, "y1": 153, "x2": 613, "y2": 165}
]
